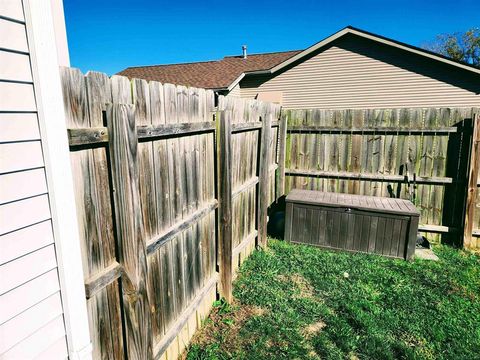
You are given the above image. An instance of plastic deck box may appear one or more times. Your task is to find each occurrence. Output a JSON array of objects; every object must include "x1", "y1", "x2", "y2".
[{"x1": 285, "y1": 190, "x2": 420, "y2": 260}]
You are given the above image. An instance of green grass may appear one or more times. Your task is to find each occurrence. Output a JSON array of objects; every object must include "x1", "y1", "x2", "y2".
[{"x1": 186, "y1": 239, "x2": 480, "y2": 360}]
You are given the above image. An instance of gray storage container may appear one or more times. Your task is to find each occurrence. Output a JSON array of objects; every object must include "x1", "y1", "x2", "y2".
[{"x1": 285, "y1": 190, "x2": 420, "y2": 260}]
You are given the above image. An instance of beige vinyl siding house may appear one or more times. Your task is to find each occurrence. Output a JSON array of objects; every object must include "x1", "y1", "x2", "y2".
[
  {"x1": 228, "y1": 83, "x2": 241, "y2": 97},
  {"x1": 0, "y1": 1, "x2": 91, "y2": 358},
  {"x1": 239, "y1": 34, "x2": 480, "y2": 109}
]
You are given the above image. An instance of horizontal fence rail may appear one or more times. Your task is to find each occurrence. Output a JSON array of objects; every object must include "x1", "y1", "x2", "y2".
[
  {"x1": 287, "y1": 126, "x2": 458, "y2": 135},
  {"x1": 67, "y1": 121, "x2": 217, "y2": 146},
  {"x1": 285, "y1": 169, "x2": 453, "y2": 185}
]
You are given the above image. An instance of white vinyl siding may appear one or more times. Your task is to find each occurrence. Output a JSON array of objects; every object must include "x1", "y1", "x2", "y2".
[
  {"x1": 0, "y1": 168, "x2": 47, "y2": 204},
  {"x1": 0, "y1": 0, "x2": 25, "y2": 22},
  {"x1": 0, "y1": 293, "x2": 64, "y2": 355},
  {"x1": 240, "y1": 36, "x2": 480, "y2": 109},
  {"x1": 0, "y1": 194, "x2": 51, "y2": 238},
  {"x1": 0, "y1": 195, "x2": 50, "y2": 234},
  {"x1": 0, "y1": 244, "x2": 58, "y2": 297},
  {"x1": 35, "y1": 336, "x2": 69, "y2": 360},
  {"x1": 0, "y1": 1, "x2": 68, "y2": 358},
  {"x1": 2, "y1": 316, "x2": 67, "y2": 359},
  {"x1": 0, "y1": 17, "x2": 28, "y2": 52},
  {"x1": 0, "y1": 113, "x2": 40, "y2": 142},
  {"x1": 0, "y1": 51, "x2": 32, "y2": 82},
  {"x1": 0, "y1": 268, "x2": 60, "y2": 324},
  {"x1": 0, "y1": 220, "x2": 54, "y2": 265},
  {"x1": 0, "y1": 141, "x2": 44, "y2": 173},
  {"x1": 0, "y1": 82, "x2": 36, "y2": 111}
]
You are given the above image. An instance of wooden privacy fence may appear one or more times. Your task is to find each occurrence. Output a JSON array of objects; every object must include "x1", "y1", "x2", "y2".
[
  {"x1": 60, "y1": 67, "x2": 280, "y2": 359},
  {"x1": 60, "y1": 66, "x2": 479, "y2": 359},
  {"x1": 279, "y1": 107, "x2": 477, "y2": 246}
]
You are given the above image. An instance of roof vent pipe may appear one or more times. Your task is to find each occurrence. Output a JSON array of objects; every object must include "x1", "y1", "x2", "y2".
[{"x1": 242, "y1": 45, "x2": 247, "y2": 59}]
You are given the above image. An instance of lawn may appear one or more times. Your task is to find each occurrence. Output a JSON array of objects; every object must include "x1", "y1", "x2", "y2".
[{"x1": 186, "y1": 239, "x2": 480, "y2": 360}]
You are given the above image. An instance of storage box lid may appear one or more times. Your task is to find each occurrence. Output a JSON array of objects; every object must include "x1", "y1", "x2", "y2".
[{"x1": 286, "y1": 189, "x2": 420, "y2": 216}]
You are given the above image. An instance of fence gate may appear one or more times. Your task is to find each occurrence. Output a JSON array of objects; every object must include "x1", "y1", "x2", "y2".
[
  {"x1": 61, "y1": 67, "x2": 281, "y2": 359},
  {"x1": 217, "y1": 96, "x2": 281, "y2": 278}
]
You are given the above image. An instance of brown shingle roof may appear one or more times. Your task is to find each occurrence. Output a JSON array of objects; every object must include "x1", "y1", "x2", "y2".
[{"x1": 117, "y1": 50, "x2": 301, "y2": 89}]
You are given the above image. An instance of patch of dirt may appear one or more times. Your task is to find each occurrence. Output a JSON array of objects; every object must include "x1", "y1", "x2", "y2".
[
  {"x1": 448, "y1": 282, "x2": 477, "y2": 301},
  {"x1": 301, "y1": 319, "x2": 326, "y2": 359},
  {"x1": 302, "y1": 321, "x2": 326, "y2": 339},
  {"x1": 277, "y1": 273, "x2": 315, "y2": 299},
  {"x1": 184, "y1": 300, "x2": 268, "y2": 358},
  {"x1": 303, "y1": 340, "x2": 321, "y2": 359},
  {"x1": 401, "y1": 333, "x2": 428, "y2": 348}
]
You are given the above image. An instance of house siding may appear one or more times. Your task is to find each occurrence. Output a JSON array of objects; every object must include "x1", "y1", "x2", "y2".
[
  {"x1": 240, "y1": 35, "x2": 480, "y2": 109},
  {"x1": 0, "y1": 1, "x2": 68, "y2": 358},
  {"x1": 227, "y1": 83, "x2": 241, "y2": 97}
]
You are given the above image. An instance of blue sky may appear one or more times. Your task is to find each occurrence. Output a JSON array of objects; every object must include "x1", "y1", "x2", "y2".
[{"x1": 64, "y1": 0, "x2": 480, "y2": 75}]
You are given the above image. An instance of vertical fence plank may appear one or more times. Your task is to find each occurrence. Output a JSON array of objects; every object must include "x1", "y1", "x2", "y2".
[
  {"x1": 84, "y1": 70, "x2": 125, "y2": 359},
  {"x1": 216, "y1": 110, "x2": 233, "y2": 302},
  {"x1": 349, "y1": 110, "x2": 363, "y2": 194},
  {"x1": 258, "y1": 112, "x2": 272, "y2": 247},
  {"x1": 133, "y1": 78, "x2": 158, "y2": 240},
  {"x1": 106, "y1": 103, "x2": 152, "y2": 359},
  {"x1": 276, "y1": 112, "x2": 288, "y2": 200},
  {"x1": 62, "y1": 68, "x2": 100, "y2": 358},
  {"x1": 464, "y1": 108, "x2": 480, "y2": 249}
]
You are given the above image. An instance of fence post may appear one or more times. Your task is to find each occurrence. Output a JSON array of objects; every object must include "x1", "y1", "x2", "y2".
[
  {"x1": 106, "y1": 103, "x2": 152, "y2": 359},
  {"x1": 258, "y1": 112, "x2": 272, "y2": 248},
  {"x1": 216, "y1": 110, "x2": 233, "y2": 302},
  {"x1": 276, "y1": 111, "x2": 287, "y2": 200},
  {"x1": 464, "y1": 108, "x2": 480, "y2": 249}
]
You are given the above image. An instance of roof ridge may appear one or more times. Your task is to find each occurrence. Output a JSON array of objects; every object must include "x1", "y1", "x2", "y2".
[
  {"x1": 223, "y1": 49, "x2": 303, "y2": 59},
  {"x1": 123, "y1": 59, "x2": 221, "y2": 70},
  {"x1": 124, "y1": 49, "x2": 304, "y2": 70}
]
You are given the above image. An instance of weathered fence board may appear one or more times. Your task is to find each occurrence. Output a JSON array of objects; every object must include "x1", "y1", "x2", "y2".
[
  {"x1": 465, "y1": 109, "x2": 480, "y2": 249},
  {"x1": 276, "y1": 113, "x2": 288, "y2": 199},
  {"x1": 61, "y1": 68, "x2": 124, "y2": 360},
  {"x1": 258, "y1": 112, "x2": 272, "y2": 247},
  {"x1": 107, "y1": 103, "x2": 152, "y2": 359},
  {"x1": 216, "y1": 110, "x2": 233, "y2": 302}
]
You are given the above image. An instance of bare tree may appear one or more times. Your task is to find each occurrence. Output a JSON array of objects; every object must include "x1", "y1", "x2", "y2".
[{"x1": 423, "y1": 28, "x2": 480, "y2": 67}]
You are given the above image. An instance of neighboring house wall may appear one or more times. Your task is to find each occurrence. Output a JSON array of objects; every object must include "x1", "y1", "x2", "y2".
[
  {"x1": 0, "y1": 1, "x2": 91, "y2": 358},
  {"x1": 227, "y1": 83, "x2": 241, "y2": 97},
  {"x1": 240, "y1": 34, "x2": 480, "y2": 109}
]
